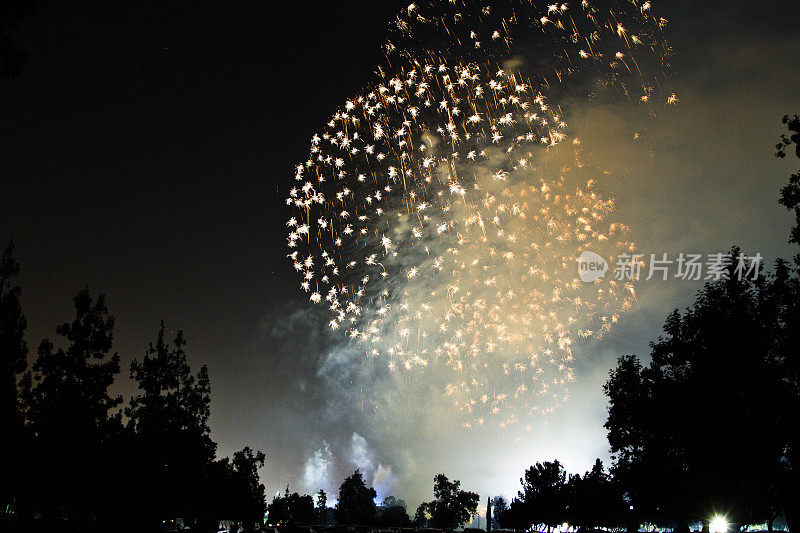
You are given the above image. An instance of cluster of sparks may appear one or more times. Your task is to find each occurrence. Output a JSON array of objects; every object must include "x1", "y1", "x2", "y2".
[{"x1": 285, "y1": 0, "x2": 673, "y2": 428}]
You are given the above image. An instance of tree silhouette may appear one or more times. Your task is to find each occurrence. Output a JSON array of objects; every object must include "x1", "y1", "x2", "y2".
[
  {"x1": 604, "y1": 353, "x2": 679, "y2": 528},
  {"x1": 566, "y1": 459, "x2": 625, "y2": 531},
  {"x1": 126, "y1": 322, "x2": 216, "y2": 523},
  {"x1": 517, "y1": 460, "x2": 568, "y2": 532},
  {"x1": 268, "y1": 489, "x2": 314, "y2": 526},
  {"x1": 491, "y1": 496, "x2": 508, "y2": 530},
  {"x1": 0, "y1": 241, "x2": 28, "y2": 516},
  {"x1": 499, "y1": 497, "x2": 528, "y2": 531},
  {"x1": 377, "y1": 498, "x2": 411, "y2": 528},
  {"x1": 422, "y1": 473, "x2": 479, "y2": 530},
  {"x1": 604, "y1": 251, "x2": 788, "y2": 530},
  {"x1": 0, "y1": 243, "x2": 269, "y2": 530},
  {"x1": 229, "y1": 446, "x2": 267, "y2": 522},
  {"x1": 23, "y1": 289, "x2": 122, "y2": 525},
  {"x1": 774, "y1": 114, "x2": 800, "y2": 532},
  {"x1": 335, "y1": 469, "x2": 377, "y2": 526},
  {"x1": 413, "y1": 502, "x2": 429, "y2": 529},
  {"x1": 315, "y1": 489, "x2": 328, "y2": 525},
  {"x1": 486, "y1": 496, "x2": 492, "y2": 532},
  {"x1": 776, "y1": 114, "x2": 800, "y2": 250}
]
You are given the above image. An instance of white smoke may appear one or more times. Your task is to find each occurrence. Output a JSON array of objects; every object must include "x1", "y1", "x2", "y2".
[
  {"x1": 299, "y1": 433, "x2": 397, "y2": 502},
  {"x1": 349, "y1": 433, "x2": 375, "y2": 472},
  {"x1": 372, "y1": 463, "x2": 398, "y2": 501},
  {"x1": 303, "y1": 442, "x2": 334, "y2": 495},
  {"x1": 278, "y1": 0, "x2": 681, "y2": 510}
]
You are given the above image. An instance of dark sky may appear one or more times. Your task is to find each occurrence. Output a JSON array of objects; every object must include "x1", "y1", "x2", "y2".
[
  {"x1": 2, "y1": 0, "x2": 404, "y2": 499},
  {"x1": 2, "y1": 0, "x2": 400, "y2": 347},
  {"x1": 3, "y1": 0, "x2": 800, "y2": 508}
]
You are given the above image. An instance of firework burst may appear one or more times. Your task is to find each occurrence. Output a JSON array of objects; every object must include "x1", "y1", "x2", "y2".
[{"x1": 286, "y1": 0, "x2": 672, "y2": 428}]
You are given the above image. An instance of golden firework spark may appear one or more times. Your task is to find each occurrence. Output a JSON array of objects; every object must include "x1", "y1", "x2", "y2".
[{"x1": 286, "y1": 0, "x2": 671, "y2": 428}]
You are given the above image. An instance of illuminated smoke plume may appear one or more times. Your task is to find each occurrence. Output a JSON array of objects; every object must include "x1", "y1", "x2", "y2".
[{"x1": 285, "y1": 0, "x2": 672, "y2": 429}]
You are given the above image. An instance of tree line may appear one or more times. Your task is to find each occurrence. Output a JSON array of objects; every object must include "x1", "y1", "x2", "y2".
[
  {"x1": 490, "y1": 116, "x2": 800, "y2": 533},
  {"x1": 268, "y1": 471, "x2": 479, "y2": 531},
  {"x1": 0, "y1": 253, "x2": 267, "y2": 532},
  {"x1": 490, "y1": 459, "x2": 627, "y2": 532},
  {"x1": 599, "y1": 115, "x2": 799, "y2": 533}
]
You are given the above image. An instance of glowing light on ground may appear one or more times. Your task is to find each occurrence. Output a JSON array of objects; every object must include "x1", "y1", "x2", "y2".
[{"x1": 710, "y1": 515, "x2": 729, "y2": 533}]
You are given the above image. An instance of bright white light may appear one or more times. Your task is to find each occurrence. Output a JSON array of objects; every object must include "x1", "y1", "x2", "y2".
[{"x1": 710, "y1": 515, "x2": 729, "y2": 533}]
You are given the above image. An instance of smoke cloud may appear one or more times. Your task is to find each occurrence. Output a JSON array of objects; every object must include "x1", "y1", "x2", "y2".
[{"x1": 257, "y1": 0, "x2": 800, "y2": 511}]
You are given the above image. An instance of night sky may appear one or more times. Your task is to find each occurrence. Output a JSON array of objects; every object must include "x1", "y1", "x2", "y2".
[{"x1": 2, "y1": 0, "x2": 800, "y2": 508}]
